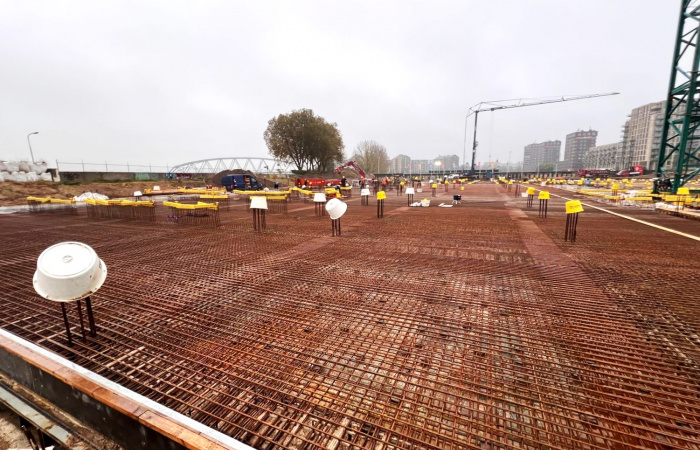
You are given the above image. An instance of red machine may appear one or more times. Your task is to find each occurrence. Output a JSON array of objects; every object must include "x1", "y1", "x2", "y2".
[
  {"x1": 294, "y1": 178, "x2": 341, "y2": 188},
  {"x1": 335, "y1": 161, "x2": 373, "y2": 178},
  {"x1": 616, "y1": 165, "x2": 644, "y2": 177}
]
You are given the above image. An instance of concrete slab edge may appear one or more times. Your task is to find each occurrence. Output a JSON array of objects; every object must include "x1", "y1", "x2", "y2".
[{"x1": 0, "y1": 328, "x2": 254, "y2": 450}]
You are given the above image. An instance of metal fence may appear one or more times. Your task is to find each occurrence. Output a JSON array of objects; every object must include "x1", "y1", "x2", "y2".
[{"x1": 56, "y1": 160, "x2": 171, "y2": 173}]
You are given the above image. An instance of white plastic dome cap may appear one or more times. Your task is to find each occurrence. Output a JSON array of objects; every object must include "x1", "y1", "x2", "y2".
[
  {"x1": 134, "y1": 190, "x2": 143, "y2": 196},
  {"x1": 405, "y1": 187, "x2": 415, "y2": 195},
  {"x1": 360, "y1": 188, "x2": 370, "y2": 196},
  {"x1": 250, "y1": 196, "x2": 268, "y2": 210},
  {"x1": 33, "y1": 242, "x2": 107, "y2": 302},
  {"x1": 325, "y1": 198, "x2": 348, "y2": 220},
  {"x1": 313, "y1": 193, "x2": 327, "y2": 202}
]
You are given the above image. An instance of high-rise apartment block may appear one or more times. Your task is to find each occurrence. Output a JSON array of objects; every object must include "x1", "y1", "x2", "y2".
[
  {"x1": 523, "y1": 141, "x2": 561, "y2": 172},
  {"x1": 410, "y1": 159, "x2": 430, "y2": 173},
  {"x1": 389, "y1": 154, "x2": 411, "y2": 174},
  {"x1": 435, "y1": 155, "x2": 460, "y2": 172},
  {"x1": 621, "y1": 101, "x2": 668, "y2": 171},
  {"x1": 583, "y1": 142, "x2": 624, "y2": 170},
  {"x1": 563, "y1": 130, "x2": 598, "y2": 171}
]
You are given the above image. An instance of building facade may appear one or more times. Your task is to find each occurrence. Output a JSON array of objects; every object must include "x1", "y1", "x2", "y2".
[
  {"x1": 523, "y1": 140, "x2": 561, "y2": 172},
  {"x1": 435, "y1": 155, "x2": 460, "y2": 173},
  {"x1": 409, "y1": 159, "x2": 430, "y2": 174},
  {"x1": 583, "y1": 142, "x2": 624, "y2": 170},
  {"x1": 620, "y1": 100, "x2": 677, "y2": 172},
  {"x1": 563, "y1": 130, "x2": 598, "y2": 171},
  {"x1": 389, "y1": 154, "x2": 411, "y2": 174}
]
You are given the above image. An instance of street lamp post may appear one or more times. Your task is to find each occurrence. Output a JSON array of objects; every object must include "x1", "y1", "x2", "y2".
[{"x1": 27, "y1": 132, "x2": 39, "y2": 164}]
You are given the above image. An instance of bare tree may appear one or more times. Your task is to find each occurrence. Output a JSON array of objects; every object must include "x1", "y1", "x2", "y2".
[{"x1": 352, "y1": 140, "x2": 389, "y2": 175}]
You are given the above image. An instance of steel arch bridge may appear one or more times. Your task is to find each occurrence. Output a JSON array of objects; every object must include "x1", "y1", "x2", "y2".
[{"x1": 167, "y1": 157, "x2": 294, "y2": 174}]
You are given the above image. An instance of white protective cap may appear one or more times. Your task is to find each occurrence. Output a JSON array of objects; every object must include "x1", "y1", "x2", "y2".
[
  {"x1": 325, "y1": 198, "x2": 348, "y2": 220},
  {"x1": 313, "y1": 193, "x2": 327, "y2": 202},
  {"x1": 405, "y1": 187, "x2": 415, "y2": 195},
  {"x1": 33, "y1": 242, "x2": 107, "y2": 302},
  {"x1": 250, "y1": 196, "x2": 268, "y2": 210}
]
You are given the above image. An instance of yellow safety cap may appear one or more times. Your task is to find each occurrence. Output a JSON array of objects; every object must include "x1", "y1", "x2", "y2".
[
  {"x1": 538, "y1": 191, "x2": 550, "y2": 200},
  {"x1": 377, "y1": 191, "x2": 387, "y2": 200},
  {"x1": 431, "y1": 183, "x2": 438, "y2": 188},
  {"x1": 526, "y1": 187, "x2": 535, "y2": 195},
  {"x1": 565, "y1": 200, "x2": 584, "y2": 214}
]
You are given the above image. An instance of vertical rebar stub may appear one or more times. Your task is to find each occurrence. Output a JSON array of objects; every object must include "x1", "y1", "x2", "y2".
[
  {"x1": 565, "y1": 200, "x2": 584, "y2": 242},
  {"x1": 33, "y1": 242, "x2": 106, "y2": 344}
]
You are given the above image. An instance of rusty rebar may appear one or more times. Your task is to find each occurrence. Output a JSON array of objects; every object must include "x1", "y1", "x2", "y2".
[{"x1": 2, "y1": 184, "x2": 700, "y2": 449}]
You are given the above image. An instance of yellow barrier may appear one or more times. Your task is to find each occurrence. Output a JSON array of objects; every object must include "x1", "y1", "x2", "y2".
[
  {"x1": 84, "y1": 198, "x2": 155, "y2": 220},
  {"x1": 27, "y1": 196, "x2": 77, "y2": 214},
  {"x1": 177, "y1": 188, "x2": 226, "y2": 195},
  {"x1": 233, "y1": 190, "x2": 290, "y2": 195},
  {"x1": 200, "y1": 194, "x2": 228, "y2": 200},
  {"x1": 26, "y1": 196, "x2": 51, "y2": 203},
  {"x1": 164, "y1": 201, "x2": 219, "y2": 211},
  {"x1": 164, "y1": 200, "x2": 220, "y2": 226}
]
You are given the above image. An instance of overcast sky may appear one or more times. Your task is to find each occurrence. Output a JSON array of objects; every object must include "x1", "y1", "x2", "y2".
[{"x1": 0, "y1": 1, "x2": 678, "y2": 170}]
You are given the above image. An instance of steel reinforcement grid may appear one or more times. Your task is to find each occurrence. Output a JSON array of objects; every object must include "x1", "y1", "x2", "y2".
[{"x1": 0, "y1": 183, "x2": 699, "y2": 449}]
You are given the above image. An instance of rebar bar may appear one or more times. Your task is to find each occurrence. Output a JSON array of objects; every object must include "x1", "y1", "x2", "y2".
[{"x1": 565, "y1": 211, "x2": 579, "y2": 242}]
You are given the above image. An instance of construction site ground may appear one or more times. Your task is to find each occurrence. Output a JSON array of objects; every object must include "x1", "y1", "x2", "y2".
[{"x1": 0, "y1": 183, "x2": 699, "y2": 449}]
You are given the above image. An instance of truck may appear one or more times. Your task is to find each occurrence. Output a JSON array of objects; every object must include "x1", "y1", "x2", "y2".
[
  {"x1": 616, "y1": 165, "x2": 644, "y2": 177},
  {"x1": 221, "y1": 174, "x2": 263, "y2": 192}
]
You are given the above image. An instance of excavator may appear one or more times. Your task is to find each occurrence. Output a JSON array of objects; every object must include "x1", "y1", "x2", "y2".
[{"x1": 335, "y1": 161, "x2": 373, "y2": 179}]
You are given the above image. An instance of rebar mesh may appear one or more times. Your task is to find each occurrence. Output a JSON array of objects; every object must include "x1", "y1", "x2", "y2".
[{"x1": 1, "y1": 184, "x2": 699, "y2": 449}]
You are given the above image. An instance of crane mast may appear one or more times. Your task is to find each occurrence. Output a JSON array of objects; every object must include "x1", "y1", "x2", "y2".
[
  {"x1": 655, "y1": 0, "x2": 700, "y2": 193},
  {"x1": 463, "y1": 92, "x2": 620, "y2": 173}
]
